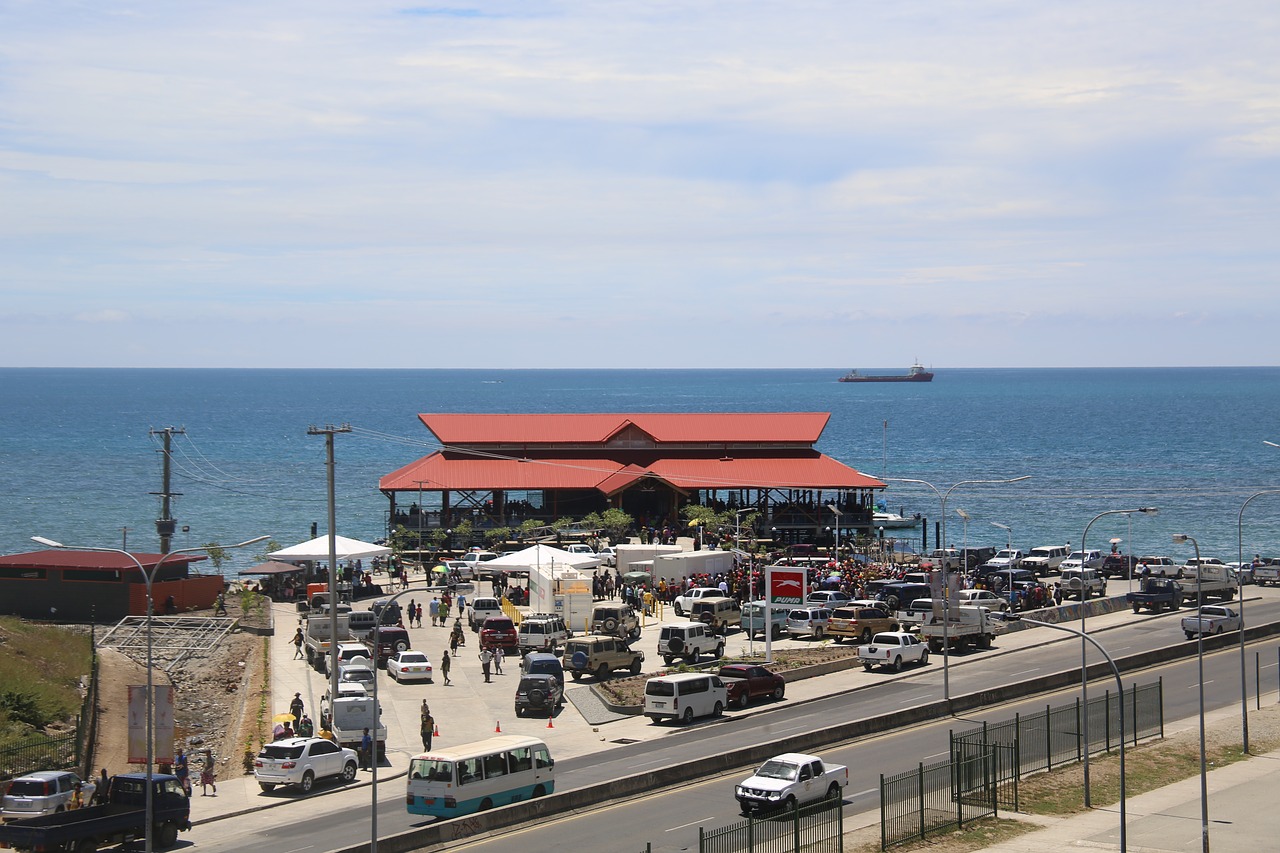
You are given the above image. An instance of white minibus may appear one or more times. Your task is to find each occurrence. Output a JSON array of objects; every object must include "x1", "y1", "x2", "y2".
[{"x1": 406, "y1": 735, "x2": 554, "y2": 818}]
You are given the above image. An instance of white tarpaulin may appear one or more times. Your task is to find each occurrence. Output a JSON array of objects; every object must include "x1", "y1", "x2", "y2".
[
  {"x1": 484, "y1": 543, "x2": 602, "y2": 573},
  {"x1": 268, "y1": 534, "x2": 391, "y2": 562}
]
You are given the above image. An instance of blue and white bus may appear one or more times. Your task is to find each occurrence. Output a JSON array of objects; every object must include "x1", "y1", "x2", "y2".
[{"x1": 406, "y1": 735, "x2": 554, "y2": 817}]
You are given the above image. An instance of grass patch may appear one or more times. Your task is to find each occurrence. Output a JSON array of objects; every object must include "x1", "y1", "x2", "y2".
[
  {"x1": 845, "y1": 816, "x2": 1036, "y2": 853},
  {"x1": 0, "y1": 617, "x2": 93, "y2": 747}
]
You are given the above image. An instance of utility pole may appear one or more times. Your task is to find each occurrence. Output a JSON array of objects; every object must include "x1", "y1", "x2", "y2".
[
  {"x1": 309, "y1": 424, "x2": 352, "y2": 719},
  {"x1": 149, "y1": 427, "x2": 185, "y2": 552}
]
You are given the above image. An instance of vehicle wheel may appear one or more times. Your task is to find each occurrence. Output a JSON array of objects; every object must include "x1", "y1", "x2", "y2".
[
  {"x1": 479, "y1": 797, "x2": 493, "y2": 811},
  {"x1": 713, "y1": 700, "x2": 723, "y2": 717},
  {"x1": 772, "y1": 684, "x2": 785, "y2": 700},
  {"x1": 771, "y1": 624, "x2": 783, "y2": 640},
  {"x1": 814, "y1": 626, "x2": 824, "y2": 639},
  {"x1": 595, "y1": 664, "x2": 609, "y2": 681},
  {"x1": 977, "y1": 634, "x2": 992, "y2": 650},
  {"x1": 74, "y1": 839, "x2": 97, "y2": 853},
  {"x1": 863, "y1": 662, "x2": 873, "y2": 672},
  {"x1": 674, "y1": 604, "x2": 684, "y2": 617},
  {"x1": 920, "y1": 650, "x2": 929, "y2": 665},
  {"x1": 1176, "y1": 568, "x2": 1184, "y2": 579},
  {"x1": 571, "y1": 672, "x2": 582, "y2": 681},
  {"x1": 889, "y1": 623, "x2": 899, "y2": 631},
  {"x1": 892, "y1": 656, "x2": 903, "y2": 673},
  {"x1": 1186, "y1": 632, "x2": 1195, "y2": 640},
  {"x1": 532, "y1": 784, "x2": 547, "y2": 798},
  {"x1": 259, "y1": 782, "x2": 276, "y2": 792},
  {"x1": 629, "y1": 658, "x2": 642, "y2": 675},
  {"x1": 341, "y1": 761, "x2": 357, "y2": 783},
  {"x1": 299, "y1": 770, "x2": 315, "y2": 794},
  {"x1": 783, "y1": 794, "x2": 797, "y2": 810},
  {"x1": 389, "y1": 669, "x2": 398, "y2": 682},
  {"x1": 735, "y1": 693, "x2": 749, "y2": 710},
  {"x1": 663, "y1": 656, "x2": 674, "y2": 666},
  {"x1": 826, "y1": 782, "x2": 842, "y2": 802},
  {"x1": 860, "y1": 628, "x2": 872, "y2": 644},
  {"x1": 157, "y1": 821, "x2": 179, "y2": 848},
  {"x1": 685, "y1": 651, "x2": 698, "y2": 663},
  {"x1": 714, "y1": 643, "x2": 725, "y2": 659},
  {"x1": 681, "y1": 706, "x2": 694, "y2": 725},
  {"x1": 1132, "y1": 604, "x2": 1140, "y2": 614},
  {"x1": 1215, "y1": 626, "x2": 1224, "y2": 634}
]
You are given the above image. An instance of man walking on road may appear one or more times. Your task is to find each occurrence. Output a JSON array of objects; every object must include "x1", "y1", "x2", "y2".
[
  {"x1": 420, "y1": 702, "x2": 434, "y2": 751},
  {"x1": 440, "y1": 650, "x2": 452, "y2": 685},
  {"x1": 360, "y1": 728, "x2": 372, "y2": 771},
  {"x1": 493, "y1": 646, "x2": 504, "y2": 675},
  {"x1": 292, "y1": 627, "x2": 304, "y2": 660},
  {"x1": 479, "y1": 648, "x2": 493, "y2": 682}
]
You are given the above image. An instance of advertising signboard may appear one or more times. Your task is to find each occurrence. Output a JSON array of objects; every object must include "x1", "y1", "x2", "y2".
[{"x1": 766, "y1": 566, "x2": 807, "y2": 606}]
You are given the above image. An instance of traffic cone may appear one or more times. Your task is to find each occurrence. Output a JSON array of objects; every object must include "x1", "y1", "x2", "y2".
[
  {"x1": 495, "y1": 720, "x2": 502, "y2": 733},
  {"x1": 433, "y1": 724, "x2": 440, "y2": 737},
  {"x1": 546, "y1": 715, "x2": 554, "y2": 729}
]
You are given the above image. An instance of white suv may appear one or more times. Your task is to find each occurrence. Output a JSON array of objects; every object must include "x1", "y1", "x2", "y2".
[
  {"x1": 253, "y1": 737, "x2": 358, "y2": 793},
  {"x1": 658, "y1": 622, "x2": 725, "y2": 665},
  {"x1": 1, "y1": 771, "x2": 96, "y2": 819},
  {"x1": 1022, "y1": 546, "x2": 1069, "y2": 577},
  {"x1": 673, "y1": 587, "x2": 724, "y2": 617}
]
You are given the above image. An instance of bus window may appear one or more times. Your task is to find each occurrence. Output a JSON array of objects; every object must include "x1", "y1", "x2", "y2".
[
  {"x1": 483, "y1": 752, "x2": 508, "y2": 778},
  {"x1": 409, "y1": 758, "x2": 454, "y2": 782},
  {"x1": 458, "y1": 757, "x2": 483, "y2": 785},
  {"x1": 507, "y1": 746, "x2": 532, "y2": 773},
  {"x1": 535, "y1": 747, "x2": 553, "y2": 770}
]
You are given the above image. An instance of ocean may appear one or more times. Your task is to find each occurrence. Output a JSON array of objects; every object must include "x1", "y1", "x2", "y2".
[{"x1": 3, "y1": 366, "x2": 1279, "y2": 577}]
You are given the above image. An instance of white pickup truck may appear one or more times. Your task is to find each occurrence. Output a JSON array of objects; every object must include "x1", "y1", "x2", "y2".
[
  {"x1": 1181, "y1": 605, "x2": 1243, "y2": 639},
  {"x1": 857, "y1": 631, "x2": 930, "y2": 672},
  {"x1": 735, "y1": 752, "x2": 848, "y2": 813}
]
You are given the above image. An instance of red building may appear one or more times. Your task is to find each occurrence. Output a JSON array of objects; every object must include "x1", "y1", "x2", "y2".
[
  {"x1": 379, "y1": 412, "x2": 885, "y2": 546},
  {"x1": 0, "y1": 551, "x2": 220, "y2": 622}
]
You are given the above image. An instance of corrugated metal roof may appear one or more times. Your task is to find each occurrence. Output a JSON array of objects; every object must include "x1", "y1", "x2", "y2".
[
  {"x1": 418, "y1": 413, "x2": 831, "y2": 445},
  {"x1": 0, "y1": 551, "x2": 205, "y2": 570},
  {"x1": 380, "y1": 452, "x2": 883, "y2": 492}
]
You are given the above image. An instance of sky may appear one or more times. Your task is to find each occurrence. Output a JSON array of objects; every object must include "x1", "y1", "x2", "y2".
[{"x1": 1, "y1": 1, "x2": 1277, "y2": 369}]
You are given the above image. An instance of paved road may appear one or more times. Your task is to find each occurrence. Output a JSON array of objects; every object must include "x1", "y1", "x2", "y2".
[{"x1": 184, "y1": 586, "x2": 1280, "y2": 853}]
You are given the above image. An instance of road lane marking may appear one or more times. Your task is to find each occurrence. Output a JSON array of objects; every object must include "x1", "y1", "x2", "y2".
[
  {"x1": 772, "y1": 724, "x2": 809, "y2": 734},
  {"x1": 924, "y1": 751, "x2": 949, "y2": 760},
  {"x1": 850, "y1": 787, "x2": 877, "y2": 797},
  {"x1": 667, "y1": 817, "x2": 716, "y2": 832}
]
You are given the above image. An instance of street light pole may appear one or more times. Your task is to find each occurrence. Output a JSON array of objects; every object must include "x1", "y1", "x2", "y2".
[
  {"x1": 884, "y1": 476, "x2": 1031, "y2": 705},
  {"x1": 1080, "y1": 507, "x2": 1157, "y2": 808},
  {"x1": 1173, "y1": 533, "x2": 1210, "y2": 853},
  {"x1": 31, "y1": 534, "x2": 267, "y2": 853},
  {"x1": 1237, "y1": 490, "x2": 1280, "y2": 754},
  {"x1": 996, "y1": 612, "x2": 1128, "y2": 853}
]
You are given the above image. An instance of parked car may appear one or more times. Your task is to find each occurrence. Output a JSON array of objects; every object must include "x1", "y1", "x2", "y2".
[
  {"x1": 253, "y1": 737, "x2": 358, "y2": 793},
  {"x1": 1, "y1": 771, "x2": 96, "y2": 820},
  {"x1": 689, "y1": 597, "x2": 742, "y2": 635},
  {"x1": 786, "y1": 607, "x2": 832, "y2": 639},
  {"x1": 1135, "y1": 556, "x2": 1183, "y2": 578},
  {"x1": 672, "y1": 587, "x2": 725, "y2": 617},
  {"x1": 716, "y1": 664, "x2": 786, "y2": 709},
  {"x1": 516, "y1": 614, "x2": 571, "y2": 653},
  {"x1": 740, "y1": 600, "x2": 790, "y2": 640},
  {"x1": 479, "y1": 616, "x2": 520, "y2": 653},
  {"x1": 596, "y1": 546, "x2": 618, "y2": 567},
  {"x1": 325, "y1": 642, "x2": 373, "y2": 677},
  {"x1": 643, "y1": 673, "x2": 728, "y2": 724},
  {"x1": 957, "y1": 589, "x2": 1011, "y2": 613},
  {"x1": 565, "y1": 543, "x2": 596, "y2": 558},
  {"x1": 1021, "y1": 545, "x2": 1069, "y2": 577},
  {"x1": 805, "y1": 590, "x2": 852, "y2": 608},
  {"x1": 1059, "y1": 549, "x2": 1105, "y2": 572},
  {"x1": 364, "y1": 626, "x2": 412, "y2": 665},
  {"x1": 1060, "y1": 567, "x2": 1107, "y2": 600},
  {"x1": 338, "y1": 663, "x2": 377, "y2": 690},
  {"x1": 564, "y1": 635, "x2": 645, "y2": 681},
  {"x1": 827, "y1": 606, "x2": 898, "y2": 644},
  {"x1": 658, "y1": 622, "x2": 725, "y2": 665},
  {"x1": 521, "y1": 651, "x2": 565, "y2": 687},
  {"x1": 467, "y1": 596, "x2": 503, "y2": 630},
  {"x1": 1101, "y1": 553, "x2": 1139, "y2": 578},
  {"x1": 980, "y1": 549, "x2": 1025, "y2": 571},
  {"x1": 386, "y1": 650, "x2": 433, "y2": 683},
  {"x1": 514, "y1": 673, "x2": 563, "y2": 717},
  {"x1": 589, "y1": 603, "x2": 640, "y2": 640}
]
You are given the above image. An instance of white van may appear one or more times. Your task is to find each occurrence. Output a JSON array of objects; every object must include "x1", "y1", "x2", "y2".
[{"x1": 643, "y1": 672, "x2": 728, "y2": 725}]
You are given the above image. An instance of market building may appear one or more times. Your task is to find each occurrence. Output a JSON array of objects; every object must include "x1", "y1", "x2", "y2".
[{"x1": 378, "y1": 412, "x2": 886, "y2": 548}]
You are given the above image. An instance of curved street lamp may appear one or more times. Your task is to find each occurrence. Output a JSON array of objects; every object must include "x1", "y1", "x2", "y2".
[
  {"x1": 1079, "y1": 507, "x2": 1157, "y2": 808},
  {"x1": 996, "y1": 611, "x2": 1128, "y2": 853},
  {"x1": 884, "y1": 476, "x2": 1031, "y2": 704},
  {"x1": 31, "y1": 534, "x2": 268, "y2": 853},
  {"x1": 1237, "y1": 490, "x2": 1280, "y2": 754},
  {"x1": 1172, "y1": 533, "x2": 1210, "y2": 853}
]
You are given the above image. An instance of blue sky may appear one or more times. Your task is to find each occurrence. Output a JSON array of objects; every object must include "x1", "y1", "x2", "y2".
[{"x1": 1, "y1": 1, "x2": 1276, "y2": 368}]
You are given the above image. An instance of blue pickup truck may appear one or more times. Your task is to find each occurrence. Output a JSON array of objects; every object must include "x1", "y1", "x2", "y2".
[{"x1": 0, "y1": 773, "x2": 190, "y2": 852}]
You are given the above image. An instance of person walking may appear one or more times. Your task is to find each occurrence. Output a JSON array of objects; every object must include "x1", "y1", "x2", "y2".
[
  {"x1": 174, "y1": 748, "x2": 191, "y2": 797},
  {"x1": 479, "y1": 647, "x2": 493, "y2": 683},
  {"x1": 493, "y1": 646, "x2": 504, "y2": 676},
  {"x1": 429, "y1": 597, "x2": 438, "y2": 627},
  {"x1": 215, "y1": 591, "x2": 228, "y2": 616},
  {"x1": 200, "y1": 750, "x2": 217, "y2": 796},
  {"x1": 360, "y1": 728, "x2": 373, "y2": 771},
  {"x1": 420, "y1": 702, "x2": 434, "y2": 751},
  {"x1": 440, "y1": 650, "x2": 452, "y2": 685},
  {"x1": 416, "y1": 602, "x2": 424, "y2": 628},
  {"x1": 292, "y1": 626, "x2": 304, "y2": 659},
  {"x1": 289, "y1": 692, "x2": 305, "y2": 722},
  {"x1": 408, "y1": 599, "x2": 416, "y2": 628},
  {"x1": 457, "y1": 593, "x2": 466, "y2": 618}
]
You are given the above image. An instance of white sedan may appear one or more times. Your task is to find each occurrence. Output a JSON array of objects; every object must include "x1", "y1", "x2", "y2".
[
  {"x1": 957, "y1": 589, "x2": 1011, "y2": 612},
  {"x1": 386, "y1": 650, "x2": 434, "y2": 683}
]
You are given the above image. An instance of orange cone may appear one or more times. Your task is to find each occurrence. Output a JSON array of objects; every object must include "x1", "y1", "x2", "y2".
[
  {"x1": 495, "y1": 720, "x2": 502, "y2": 733},
  {"x1": 433, "y1": 724, "x2": 440, "y2": 736},
  {"x1": 546, "y1": 716, "x2": 554, "y2": 729}
]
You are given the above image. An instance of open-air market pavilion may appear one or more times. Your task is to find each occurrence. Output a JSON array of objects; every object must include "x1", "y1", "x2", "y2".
[{"x1": 378, "y1": 412, "x2": 886, "y2": 549}]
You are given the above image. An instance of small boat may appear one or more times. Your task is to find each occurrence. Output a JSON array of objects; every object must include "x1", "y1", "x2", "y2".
[
  {"x1": 872, "y1": 511, "x2": 922, "y2": 529},
  {"x1": 839, "y1": 362, "x2": 933, "y2": 383}
]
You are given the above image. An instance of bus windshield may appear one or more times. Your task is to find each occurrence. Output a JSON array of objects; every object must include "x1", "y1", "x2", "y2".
[{"x1": 408, "y1": 758, "x2": 454, "y2": 783}]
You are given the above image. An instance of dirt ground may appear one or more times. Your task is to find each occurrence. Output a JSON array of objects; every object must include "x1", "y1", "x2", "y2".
[{"x1": 90, "y1": 596, "x2": 268, "y2": 780}]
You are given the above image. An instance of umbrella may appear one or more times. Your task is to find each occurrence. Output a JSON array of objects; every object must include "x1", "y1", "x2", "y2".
[
  {"x1": 826, "y1": 573, "x2": 843, "y2": 581},
  {"x1": 621, "y1": 571, "x2": 652, "y2": 584},
  {"x1": 272, "y1": 713, "x2": 296, "y2": 723}
]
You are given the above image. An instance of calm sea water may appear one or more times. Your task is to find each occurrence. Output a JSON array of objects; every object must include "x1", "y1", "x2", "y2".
[{"x1": 3, "y1": 367, "x2": 1280, "y2": 576}]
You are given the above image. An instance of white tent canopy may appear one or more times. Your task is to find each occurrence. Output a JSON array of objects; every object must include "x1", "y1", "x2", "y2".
[
  {"x1": 268, "y1": 534, "x2": 391, "y2": 563},
  {"x1": 484, "y1": 543, "x2": 602, "y2": 573}
]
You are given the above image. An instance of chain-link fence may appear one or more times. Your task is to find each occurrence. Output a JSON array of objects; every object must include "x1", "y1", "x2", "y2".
[{"x1": 701, "y1": 798, "x2": 844, "y2": 853}]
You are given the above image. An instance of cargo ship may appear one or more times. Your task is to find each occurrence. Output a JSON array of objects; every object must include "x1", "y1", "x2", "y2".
[{"x1": 838, "y1": 363, "x2": 934, "y2": 383}]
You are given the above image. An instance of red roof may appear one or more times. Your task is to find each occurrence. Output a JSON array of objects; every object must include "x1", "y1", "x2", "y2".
[
  {"x1": 380, "y1": 452, "x2": 884, "y2": 493},
  {"x1": 0, "y1": 551, "x2": 205, "y2": 571},
  {"x1": 419, "y1": 413, "x2": 831, "y2": 445}
]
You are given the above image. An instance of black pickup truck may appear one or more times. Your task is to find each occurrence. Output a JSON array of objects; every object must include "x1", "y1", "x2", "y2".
[
  {"x1": 0, "y1": 773, "x2": 190, "y2": 852},
  {"x1": 1126, "y1": 576, "x2": 1185, "y2": 613}
]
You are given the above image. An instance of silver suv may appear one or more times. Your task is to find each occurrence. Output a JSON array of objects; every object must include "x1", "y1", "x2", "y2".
[
  {"x1": 517, "y1": 614, "x2": 571, "y2": 653},
  {"x1": 1060, "y1": 568, "x2": 1107, "y2": 600},
  {"x1": 658, "y1": 622, "x2": 725, "y2": 666}
]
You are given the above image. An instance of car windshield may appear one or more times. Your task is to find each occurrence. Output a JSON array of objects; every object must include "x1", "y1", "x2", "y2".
[
  {"x1": 756, "y1": 760, "x2": 799, "y2": 781},
  {"x1": 260, "y1": 745, "x2": 305, "y2": 760}
]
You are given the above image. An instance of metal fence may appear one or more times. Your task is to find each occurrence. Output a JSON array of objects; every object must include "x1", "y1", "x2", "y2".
[
  {"x1": 0, "y1": 730, "x2": 79, "y2": 780},
  {"x1": 701, "y1": 798, "x2": 844, "y2": 853},
  {"x1": 881, "y1": 679, "x2": 1163, "y2": 849},
  {"x1": 951, "y1": 679, "x2": 1163, "y2": 780}
]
